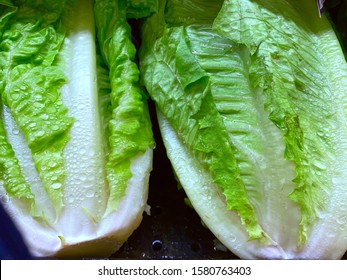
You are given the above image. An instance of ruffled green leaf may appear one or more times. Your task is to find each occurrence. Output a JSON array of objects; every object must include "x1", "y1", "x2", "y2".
[
  {"x1": 126, "y1": 0, "x2": 158, "y2": 19},
  {"x1": 140, "y1": 0, "x2": 266, "y2": 241},
  {"x1": 0, "y1": 0, "x2": 73, "y2": 216},
  {"x1": 95, "y1": 0, "x2": 154, "y2": 215},
  {"x1": 213, "y1": 0, "x2": 347, "y2": 243},
  {"x1": 0, "y1": 101, "x2": 33, "y2": 202}
]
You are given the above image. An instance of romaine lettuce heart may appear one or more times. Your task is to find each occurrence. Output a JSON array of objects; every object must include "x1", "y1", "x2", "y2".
[
  {"x1": 140, "y1": 0, "x2": 347, "y2": 259},
  {"x1": 0, "y1": 0, "x2": 154, "y2": 258}
]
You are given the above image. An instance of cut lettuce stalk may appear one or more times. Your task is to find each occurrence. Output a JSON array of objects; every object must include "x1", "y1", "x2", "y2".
[
  {"x1": 140, "y1": 0, "x2": 347, "y2": 259},
  {"x1": 0, "y1": 0, "x2": 154, "y2": 258}
]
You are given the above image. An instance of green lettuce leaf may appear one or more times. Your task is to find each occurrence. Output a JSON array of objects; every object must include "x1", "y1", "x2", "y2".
[
  {"x1": 0, "y1": 0, "x2": 73, "y2": 216},
  {"x1": 126, "y1": 0, "x2": 158, "y2": 19},
  {"x1": 0, "y1": 0, "x2": 154, "y2": 258},
  {"x1": 140, "y1": 0, "x2": 347, "y2": 259},
  {"x1": 140, "y1": 0, "x2": 267, "y2": 242},
  {"x1": 0, "y1": 100, "x2": 33, "y2": 202},
  {"x1": 94, "y1": 0, "x2": 154, "y2": 216},
  {"x1": 213, "y1": 0, "x2": 347, "y2": 245}
]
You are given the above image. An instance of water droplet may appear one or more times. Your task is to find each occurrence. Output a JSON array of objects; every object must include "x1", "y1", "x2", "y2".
[
  {"x1": 1, "y1": 194, "x2": 10, "y2": 203},
  {"x1": 80, "y1": 174, "x2": 87, "y2": 182},
  {"x1": 34, "y1": 102, "x2": 44, "y2": 109},
  {"x1": 51, "y1": 125, "x2": 60, "y2": 131},
  {"x1": 46, "y1": 106, "x2": 56, "y2": 113},
  {"x1": 41, "y1": 114, "x2": 49, "y2": 120},
  {"x1": 36, "y1": 130, "x2": 45, "y2": 137},
  {"x1": 35, "y1": 94, "x2": 43, "y2": 101},
  {"x1": 12, "y1": 128, "x2": 20, "y2": 135},
  {"x1": 51, "y1": 175, "x2": 58, "y2": 181},
  {"x1": 88, "y1": 149, "x2": 96, "y2": 157},
  {"x1": 227, "y1": 235, "x2": 237, "y2": 243},
  {"x1": 213, "y1": 240, "x2": 228, "y2": 252},
  {"x1": 313, "y1": 160, "x2": 326, "y2": 171},
  {"x1": 86, "y1": 189, "x2": 94, "y2": 198},
  {"x1": 151, "y1": 240, "x2": 162, "y2": 252},
  {"x1": 49, "y1": 162, "x2": 57, "y2": 168},
  {"x1": 67, "y1": 196, "x2": 75, "y2": 204},
  {"x1": 336, "y1": 215, "x2": 347, "y2": 225},
  {"x1": 51, "y1": 183, "x2": 62, "y2": 190},
  {"x1": 11, "y1": 93, "x2": 19, "y2": 100},
  {"x1": 28, "y1": 122, "x2": 37, "y2": 128}
]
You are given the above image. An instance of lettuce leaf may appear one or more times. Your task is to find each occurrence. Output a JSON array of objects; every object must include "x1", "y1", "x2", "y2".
[
  {"x1": 0, "y1": 0, "x2": 72, "y2": 216},
  {"x1": 126, "y1": 0, "x2": 158, "y2": 18},
  {"x1": 94, "y1": 0, "x2": 154, "y2": 216},
  {"x1": 140, "y1": 0, "x2": 347, "y2": 259},
  {"x1": 213, "y1": 0, "x2": 347, "y2": 245},
  {"x1": 0, "y1": 0, "x2": 154, "y2": 257}
]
